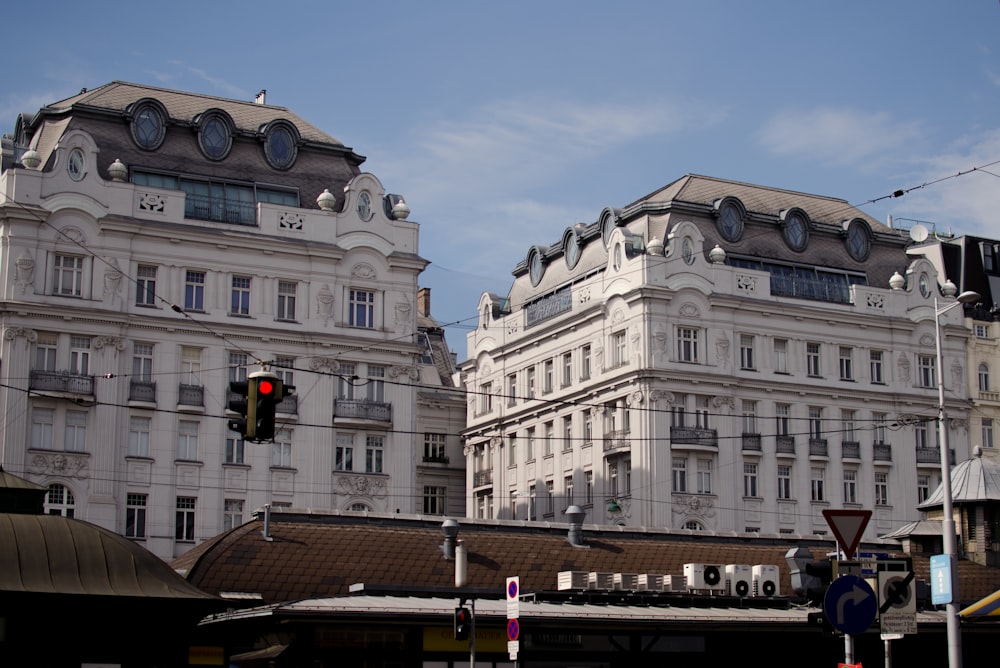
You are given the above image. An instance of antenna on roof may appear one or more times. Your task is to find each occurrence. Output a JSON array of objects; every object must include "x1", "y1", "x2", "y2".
[{"x1": 909, "y1": 224, "x2": 929, "y2": 243}]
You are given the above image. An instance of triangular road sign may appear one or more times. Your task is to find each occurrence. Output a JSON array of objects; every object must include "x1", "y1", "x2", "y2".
[{"x1": 822, "y1": 509, "x2": 871, "y2": 559}]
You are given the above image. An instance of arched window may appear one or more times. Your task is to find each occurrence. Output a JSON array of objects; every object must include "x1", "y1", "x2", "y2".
[
  {"x1": 45, "y1": 483, "x2": 75, "y2": 517},
  {"x1": 979, "y1": 363, "x2": 991, "y2": 392},
  {"x1": 683, "y1": 520, "x2": 704, "y2": 531}
]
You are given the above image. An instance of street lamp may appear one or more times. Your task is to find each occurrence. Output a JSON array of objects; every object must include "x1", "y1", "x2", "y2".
[{"x1": 934, "y1": 285, "x2": 979, "y2": 668}]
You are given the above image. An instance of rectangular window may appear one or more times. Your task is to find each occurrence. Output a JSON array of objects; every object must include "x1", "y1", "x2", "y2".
[
  {"x1": 918, "y1": 355, "x2": 936, "y2": 388},
  {"x1": 223, "y1": 499, "x2": 244, "y2": 531},
  {"x1": 811, "y1": 467, "x2": 826, "y2": 501},
  {"x1": 225, "y1": 436, "x2": 245, "y2": 464},
  {"x1": 581, "y1": 345, "x2": 592, "y2": 380},
  {"x1": 525, "y1": 367, "x2": 536, "y2": 398},
  {"x1": 506, "y1": 373, "x2": 517, "y2": 407},
  {"x1": 129, "y1": 416, "x2": 151, "y2": 457},
  {"x1": 512, "y1": 431, "x2": 522, "y2": 464},
  {"x1": 743, "y1": 463, "x2": 759, "y2": 497},
  {"x1": 672, "y1": 457, "x2": 688, "y2": 493},
  {"x1": 839, "y1": 347, "x2": 854, "y2": 380},
  {"x1": 562, "y1": 416, "x2": 573, "y2": 452},
  {"x1": 696, "y1": 458, "x2": 712, "y2": 494},
  {"x1": 740, "y1": 334, "x2": 756, "y2": 370},
  {"x1": 543, "y1": 359, "x2": 554, "y2": 393},
  {"x1": 272, "y1": 429, "x2": 292, "y2": 467},
  {"x1": 975, "y1": 323, "x2": 990, "y2": 339},
  {"x1": 844, "y1": 470, "x2": 858, "y2": 504},
  {"x1": 528, "y1": 484, "x2": 537, "y2": 520},
  {"x1": 335, "y1": 433, "x2": 354, "y2": 471},
  {"x1": 31, "y1": 407, "x2": 54, "y2": 449},
  {"x1": 136, "y1": 264, "x2": 157, "y2": 306},
  {"x1": 809, "y1": 407, "x2": 823, "y2": 440},
  {"x1": 366, "y1": 365, "x2": 385, "y2": 402},
  {"x1": 35, "y1": 333, "x2": 57, "y2": 371},
  {"x1": 338, "y1": 363, "x2": 356, "y2": 400},
  {"x1": 274, "y1": 356, "x2": 295, "y2": 387},
  {"x1": 184, "y1": 270, "x2": 205, "y2": 311},
  {"x1": 775, "y1": 403, "x2": 790, "y2": 436},
  {"x1": 984, "y1": 418, "x2": 995, "y2": 449},
  {"x1": 125, "y1": 493, "x2": 147, "y2": 538},
  {"x1": 349, "y1": 289, "x2": 375, "y2": 328},
  {"x1": 544, "y1": 421, "x2": 554, "y2": 456},
  {"x1": 277, "y1": 281, "x2": 297, "y2": 321},
  {"x1": 583, "y1": 410, "x2": 593, "y2": 444},
  {"x1": 677, "y1": 327, "x2": 699, "y2": 362},
  {"x1": 70, "y1": 336, "x2": 91, "y2": 375},
  {"x1": 64, "y1": 410, "x2": 87, "y2": 452},
  {"x1": 479, "y1": 382, "x2": 493, "y2": 414},
  {"x1": 365, "y1": 435, "x2": 384, "y2": 473},
  {"x1": 564, "y1": 475, "x2": 574, "y2": 510},
  {"x1": 870, "y1": 350, "x2": 884, "y2": 384},
  {"x1": 773, "y1": 338, "x2": 788, "y2": 373},
  {"x1": 182, "y1": 347, "x2": 202, "y2": 386},
  {"x1": 177, "y1": 420, "x2": 199, "y2": 460},
  {"x1": 423, "y1": 486, "x2": 446, "y2": 515},
  {"x1": 873, "y1": 412, "x2": 887, "y2": 444},
  {"x1": 53, "y1": 254, "x2": 84, "y2": 296},
  {"x1": 562, "y1": 352, "x2": 573, "y2": 386},
  {"x1": 915, "y1": 422, "x2": 930, "y2": 449},
  {"x1": 175, "y1": 497, "x2": 196, "y2": 542},
  {"x1": 546, "y1": 479, "x2": 555, "y2": 514},
  {"x1": 611, "y1": 331, "x2": 627, "y2": 367},
  {"x1": 777, "y1": 465, "x2": 792, "y2": 500},
  {"x1": 742, "y1": 400, "x2": 757, "y2": 434},
  {"x1": 230, "y1": 276, "x2": 251, "y2": 315},
  {"x1": 424, "y1": 432, "x2": 447, "y2": 461},
  {"x1": 807, "y1": 342, "x2": 821, "y2": 377},
  {"x1": 608, "y1": 460, "x2": 619, "y2": 497},
  {"x1": 874, "y1": 472, "x2": 889, "y2": 506},
  {"x1": 228, "y1": 351, "x2": 248, "y2": 383},
  {"x1": 917, "y1": 475, "x2": 930, "y2": 503},
  {"x1": 841, "y1": 409, "x2": 856, "y2": 442},
  {"x1": 585, "y1": 470, "x2": 593, "y2": 505},
  {"x1": 695, "y1": 395, "x2": 710, "y2": 429},
  {"x1": 132, "y1": 343, "x2": 153, "y2": 381}
]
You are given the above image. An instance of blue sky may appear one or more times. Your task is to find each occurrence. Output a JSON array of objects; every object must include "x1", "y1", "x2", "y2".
[{"x1": 5, "y1": 1, "x2": 1000, "y2": 359}]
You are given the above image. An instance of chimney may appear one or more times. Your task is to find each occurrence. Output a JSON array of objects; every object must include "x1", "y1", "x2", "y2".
[
  {"x1": 255, "y1": 90, "x2": 267, "y2": 105},
  {"x1": 418, "y1": 287, "x2": 431, "y2": 317}
]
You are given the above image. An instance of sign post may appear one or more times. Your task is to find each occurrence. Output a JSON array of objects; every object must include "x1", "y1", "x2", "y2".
[{"x1": 506, "y1": 576, "x2": 520, "y2": 660}]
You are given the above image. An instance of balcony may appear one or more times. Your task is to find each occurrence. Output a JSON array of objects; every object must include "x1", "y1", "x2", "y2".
[
  {"x1": 742, "y1": 433, "x2": 762, "y2": 452},
  {"x1": 916, "y1": 447, "x2": 956, "y2": 466},
  {"x1": 29, "y1": 370, "x2": 94, "y2": 396},
  {"x1": 423, "y1": 455, "x2": 450, "y2": 465},
  {"x1": 473, "y1": 470, "x2": 493, "y2": 487},
  {"x1": 179, "y1": 384, "x2": 204, "y2": 407},
  {"x1": 334, "y1": 398, "x2": 392, "y2": 423},
  {"x1": 670, "y1": 426, "x2": 718, "y2": 448},
  {"x1": 776, "y1": 435, "x2": 795, "y2": 454},
  {"x1": 809, "y1": 439, "x2": 828, "y2": 457},
  {"x1": 842, "y1": 441, "x2": 861, "y2": 459},
  {"x1": 873, "y1": 443, "x2": 892, "y2": 461},
  {"x1": 128, "y1": 380, "x2": 156, "y2": 403},
  {"x1": 276, "y1": 394, "x2": 298, "y2": 415},
  {"x1": 185, "y1": 193, "x2": 256, "y2": 226},
  {"x1": 603, "y1": 430, "x2": 631, "y2": 452}
]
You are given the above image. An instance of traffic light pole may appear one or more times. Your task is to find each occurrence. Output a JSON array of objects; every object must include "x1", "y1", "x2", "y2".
[{"x1": 470, "y1": 598, "x2": 476, "y2": 668}]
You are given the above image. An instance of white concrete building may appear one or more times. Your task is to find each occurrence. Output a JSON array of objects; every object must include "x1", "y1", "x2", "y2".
[
  {"x1": 459, "y1": 175, "x2": 974, "y2": 543},
  {"x1": 0, "y1": 82, "x2": 464, "y2": 560}
]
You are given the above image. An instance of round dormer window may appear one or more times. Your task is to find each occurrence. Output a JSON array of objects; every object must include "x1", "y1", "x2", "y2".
[
  {"x1": 66, "y1": 148, "x2": 85, "y2": 181},
  {"x1": 845, "y1": 219, "x2": 872, "y2": 261},
  {"x1": 198, "y1": 112, "x2": 232, "y2": 160},
  {"x1": 263, "y1": 121, "x2": 298, "y2": 170},
  {"x1": 781, "y1": 209, "x2": 810, "y2": 251},
  {"x1": 130, "y1": 101, "x2": 166, "y2": 150},
  {"x1": 714, "y1": 198, "x2": 745, "y2": 242},
  {"x1": 527, "y1": 247, "x2": 544, "y2": 286}
]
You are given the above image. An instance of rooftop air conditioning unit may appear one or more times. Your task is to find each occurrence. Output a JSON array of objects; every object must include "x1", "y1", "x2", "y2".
[
  {"x1": 637, "y1": 574, "x2": 664, "y2": 591},
  {"x1": 613, "y1": 573, "x2": 639, "y2": 591},
  {"x1": 557, "y1": 571, "x2": 588, "y2": 591},
  {"x1": 587, "y1": 572, "x2": 614, "y2": 590},
  {"x1": 753, "y1": 564, "x2": 780, "y2": 597},
  {"x1": 683, "y1": 563, "x2": 724, "y2": 591},
  {"x1": 725, "y1": 564, "x2": 753, "y2": 597},
  {"x1": 663, "y1": 574, "x2": 686, "y2": 592}
]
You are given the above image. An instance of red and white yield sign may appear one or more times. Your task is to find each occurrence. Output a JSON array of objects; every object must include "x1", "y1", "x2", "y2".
[{"x1": 823, "y1": 509, "x2": 871, "y2": 559}]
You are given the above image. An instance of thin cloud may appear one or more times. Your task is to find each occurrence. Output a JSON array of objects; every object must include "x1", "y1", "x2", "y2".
[{"x1": 756, "y1": 108, "x2": 925, "y2": 167}]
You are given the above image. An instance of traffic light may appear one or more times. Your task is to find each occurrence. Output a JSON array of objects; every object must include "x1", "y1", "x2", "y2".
[
  {"x1": 249, "y1": 372, "x2": 281, "y2": 442},
  {"x1": 453, "y1": 606, "x2": 471, "y2": 641},
  {"x1": 227, "y1": 380, "x2": 249, "y2": 438}
]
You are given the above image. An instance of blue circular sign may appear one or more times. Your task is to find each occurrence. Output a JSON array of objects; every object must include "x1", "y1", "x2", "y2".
[
  {"x1": 823, "y1": 575, "x2": 877, "y2": 636},
  {"x1": 508, "y1": 580, "x2": 518, "y2": 598},
  {"x1": 507, "y1": 618, "x2": 520, "y2": 641}
]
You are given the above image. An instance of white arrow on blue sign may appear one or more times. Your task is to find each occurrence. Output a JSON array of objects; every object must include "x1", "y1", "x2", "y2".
[{"x1": 823, "y1": 575, "x2": 878, "y2": 636}]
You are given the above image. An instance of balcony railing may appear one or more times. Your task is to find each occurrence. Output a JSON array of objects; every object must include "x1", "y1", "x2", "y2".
[
  {"x1": 185, "y1": 194, "x2": 256, "y2": 226},
  {"x1": 742, "y1": 433, "x2": 762, "y2": 451},
  {"x1": 179, "y1": 384, "x2": 204, "y2": 407},
  {"x1": 29, "y1": 370, "x2": 94, "y2": 396},
  {"x1": 129, "y1": 380, "x2": 156, "y2": 403},
  {"x1": 603, "y1": 430, "x2": 631, "y2": 452},
  {"x1": 776, "y1": 435, "x2": 795, "y2": 454},
  {"x1": 916, "y1": 447, "x2": 956, "y2": 465},
  {"x1": 423, "y1": 455, "x2": 450, "y2": 464},
  {"x1": 670, "y1": 426, "x2": 718, "y2": 448},
  {"x1": 809, "y1": 438, "x2": 828, "y2": 456},
  {"x1": 473, "y1": 470, "x2": 493, "y2": 487},
  {"x1": 842, "y1": 441, "x2": 861, "y2": 459},
  {"x1": 334, "y1": 398, "x2": 392, "y2": 422},
  {"x1": 873, "y1": 443, "x2": 892, "y2": 461},
  {"x1": 276, "y1": 394, "x2": 298, "y2": 415}
]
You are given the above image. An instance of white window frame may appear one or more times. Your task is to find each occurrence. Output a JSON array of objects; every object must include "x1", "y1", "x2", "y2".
[
  {"x1": 874, "y1": 472, "x2": 888, "y2": 506},
  {"x1": 126, "y1": 493, "x2": 147, "y2": 538},
  {"x1": 870, "y1": 350, "x2": 884, "y2": 384},
  {"x1": 177, "y1": 420, "x2": 199, "y2": 460},
  {"x1": 335, "y1": 433, "x2": 354, "y2": 471},
  {"x1": 773, "y1": 338, "x2": 788, "y2": 373},
  {"x1": 64, "y1": 410, "x2": 87, "y2": 452},
  {"x1": 743, "y1": 463, "x2": 759, "y2": 497},
  {"x1": 740, "y1": 334, "x2": 755, "y2": 370},
  {"x1": 348, "y1": 288, "x2": 376, "y2": 328},
  {"x1": 230, "y1": 275, "x2": 251, "y2": 315},
  {"x1": 223, "y1": 499, "x2": 244, "y2": 531},
  {"x1": 839, "y1": 346, "x2": 854, "y2": 380},
  {"x1": 843, "y1": 470, "x2": 858, "y2": 504},
  {"x1": 129, "y1": 416, "x2": 151, "y2": 457},
  {"x1": 677, "y1": 327, "x2": 699, "y2": 363},
  {"x1": 184, "y1": 270, "x2": 205, "y2": 311},
  {"x1": 811, "y1": 467, "x2": 826, "y2": 501},
  {"x1": 136, "y1": 264, "x2": 157, "y2": 306},
  {"x1": 271, "y1": 429, "x2": 292, "y2": 467},
  {"x1": 53, "y1": 253, "x2": 84, "y2": 297},
  {"x1": 175, "y1": 496, "x2": 196, "y2": 542},
  {"x1": 696, "y1": 458, "x2": 712, "y2": 494},
  {"x1": 777, "y1": 465, "x2": 792, "y2": 500},
  {"x1": 277, "y1": 280, "x2": 297, "y2": 321},
  {"x1": 365, "y1": 434, "x2": 384, "y2": 473},
  {"x1": 806, "y1": 342, "x2": 821, "y2": 377},
  {"x1": 672, "y1": 457, "x2": 687, "y2": 493}
]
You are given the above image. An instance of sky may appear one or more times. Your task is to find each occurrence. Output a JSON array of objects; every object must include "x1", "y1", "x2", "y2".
[{"x1": 5, "y1": 1, "x2": 1000, "y2": 360}]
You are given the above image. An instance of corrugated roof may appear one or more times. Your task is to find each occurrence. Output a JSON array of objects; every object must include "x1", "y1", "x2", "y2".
[{"x1": 0, "y1": 513, "x2": 219, "y2": 600}]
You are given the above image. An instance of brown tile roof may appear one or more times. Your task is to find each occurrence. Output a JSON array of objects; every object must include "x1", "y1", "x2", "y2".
[{"x1": 172, "y1": 511, "x2": 1000, "y2": 607}]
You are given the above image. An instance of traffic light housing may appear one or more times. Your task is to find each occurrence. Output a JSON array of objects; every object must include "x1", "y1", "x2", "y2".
[
  {"x1": 454, "y1": 606, "x2": 471, "y2": 641},
  {"x1": 249, "y1": 372, "x2": 281, "y2": 442},
  {"x1": 227, "y1": 380, "x2": 249, "y2": 438}
]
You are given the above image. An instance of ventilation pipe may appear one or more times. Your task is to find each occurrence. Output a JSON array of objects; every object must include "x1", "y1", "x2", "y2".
[
  {"x1": 441, "y1": 518, "x2": 460, "y2": 559},
  {"x1": 565, "y1": 505, "x2": 588, "y2": 548},
  {"x1": 262, "y1": 503, "x2": 274, "y2": 542}
]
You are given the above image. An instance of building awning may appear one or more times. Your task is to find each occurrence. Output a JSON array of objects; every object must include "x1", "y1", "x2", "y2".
[{"x1": 960, "y1": 589, "x2": 1000, "y2": 619}]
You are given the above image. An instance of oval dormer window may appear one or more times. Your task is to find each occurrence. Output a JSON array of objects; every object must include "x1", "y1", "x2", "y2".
[
  {"x1": 714, "y1": 198, "x2": 745, "y2": 242},
  {"x1": 263, "y1": 121, "x2": 298, "y2": 170},
  {"x1": 130, "y1": 100, "x2": 166, "y2": 151}
]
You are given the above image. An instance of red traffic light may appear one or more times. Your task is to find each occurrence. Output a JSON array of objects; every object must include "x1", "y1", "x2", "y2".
[{"x1": 258, "y1": 379, "x2": 275, "y2": 396}]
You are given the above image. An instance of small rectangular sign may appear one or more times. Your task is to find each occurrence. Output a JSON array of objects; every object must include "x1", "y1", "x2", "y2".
[
  {"x1": 930, "y1": 554, "x2": 953, "y2": 605},
  {"x1": 881, "y1": 613, "x2": 917, "y2": 635}
]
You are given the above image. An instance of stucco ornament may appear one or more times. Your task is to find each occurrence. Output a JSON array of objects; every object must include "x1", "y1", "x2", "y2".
[
  {"x1": 15, "y1": 252, "x2": 35, "y2": 294},
  {"x1": 316, "y1": 284, "x2": 334, "y2": 323}
]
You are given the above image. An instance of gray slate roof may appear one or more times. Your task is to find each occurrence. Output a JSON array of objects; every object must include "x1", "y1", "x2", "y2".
[{"x1": 919, "y1": 449, "x2": 1000, "y2": 509}]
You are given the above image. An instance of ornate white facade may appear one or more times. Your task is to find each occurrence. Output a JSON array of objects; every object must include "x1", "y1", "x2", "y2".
[
  {"x1": 0, "y1": 82, "x2": 465, "y2": 560},
  {"x1": 460, "y1": 175, "x2": 974, "y2": 544}
]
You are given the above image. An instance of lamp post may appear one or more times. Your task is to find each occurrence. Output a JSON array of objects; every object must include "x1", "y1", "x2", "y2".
[{"x1": 934, "y1": 286, "x2": 979, "y2": 668}]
